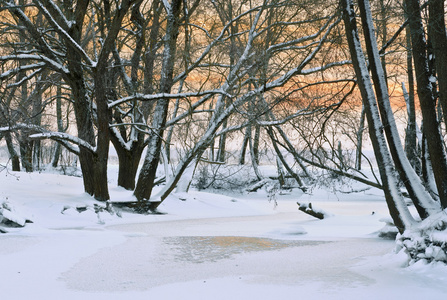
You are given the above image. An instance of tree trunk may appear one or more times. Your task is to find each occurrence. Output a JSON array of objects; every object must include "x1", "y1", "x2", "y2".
[
  {"x1": 403, "y1": 82, "x2": 420, "y2": 173},
  {"x1": 92, "y1": 71, "x2": 111, "y2": 201},
  {"x1": 249, "y1": 125, "x2": 263, "y2": 181},
  {"x1": 60, "y1": 0, "x2": 96, "y2": 196},
  {"x1": 165, "y1": 98, "x2": 180, "y2": 163},
  {"x1": 217, "y1": 117, "x2": 227, "y2": 162},
  {"x1": 108, "y1": 1, "x2": 154, "y2": 190},
  {"x1": 239, "y1": 126, "x2": 250, "y2": 165},
  {"x1": 403, "y1": 12, "x2": 418, "y2": 173},
  {"x1": 31, "y1": 72, "x2": 46, "y2": 170},
  {"x1": 19, "y1": 139, "x2": 33, "y2": 172},
  {"x1": 252, "y1": 124, "x2": 260, "y2": 165},
  {"x1": 5, "y1": 133, "x2": 20, "y2": 171},
  {"x1": 429, "y1": 0, "x2": 447, "y2": 125},
  {"x1": 110, "y1": 137, "x2": 145, "y2": 190},
  {"x1": 378, "y1": 0, "x2": 388, "y2": 80},
  {"x1": 406, "y1": 0, "x2": 447, "y2": 209},
  {"x1": 92, "y1": 0, "x2": 133, "y2": 201},
  {"x1": 143, "y1": 0, "x2": 162, "y2": 110},
  {"x1": 134, "y1": 0, "x2": 182, "y2": 203},
  {"x1": 51, "y1": 84, "x2": 64, "y2": 168},
  {"x1": 355, "y1": 104, "x2": 366, "y2": 170},
  {"x1": 18, "y1": 59, "x2": 33, "y2": 172}
]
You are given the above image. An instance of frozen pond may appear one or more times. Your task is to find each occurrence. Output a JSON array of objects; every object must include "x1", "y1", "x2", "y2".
[{"x1": 60, "y1": 214, "x2": 393, "y2": 294}]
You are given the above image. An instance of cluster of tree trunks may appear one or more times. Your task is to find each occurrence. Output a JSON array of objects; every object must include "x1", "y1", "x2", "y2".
[{"x1": 341, "y1": 0, "x2": 447, "y2": 239}]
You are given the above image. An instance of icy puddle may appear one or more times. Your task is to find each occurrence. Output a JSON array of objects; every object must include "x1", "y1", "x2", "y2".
[{"x1": 164, "y1": 236, "x2": 328, "y2": 263}]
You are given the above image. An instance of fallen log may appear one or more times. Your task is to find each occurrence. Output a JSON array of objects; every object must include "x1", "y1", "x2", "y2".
[
  {"x1": 297, "y1": 202, "x2": 325, "y2": 220},
  {"x1": 246, "y1": 179, "x2": 271, "y2": 193}
]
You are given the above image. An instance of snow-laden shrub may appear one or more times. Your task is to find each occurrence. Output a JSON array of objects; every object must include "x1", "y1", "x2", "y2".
[
  {"x1": 192, "y1": 163, "x2": 257, "y2": 192},
  {"x1": 396, "y1": 210, "x2": 447, "y2": 264}
]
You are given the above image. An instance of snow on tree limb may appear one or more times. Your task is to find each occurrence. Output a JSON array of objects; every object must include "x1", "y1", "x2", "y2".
[
  {"x1": 0, "y1": 54, "x2": 69, "y2": 74},
  {"x1": 30, "y1": 132, "x2": 94, "y2": 153},
  {"x1": 33, "y1": 0, "x2": 95, "y2": 67},
  {"x1": 35, "y1": 0, "x2": 71, "y2": 30},
  {"x1": 161, "y1": 0, "x2": 172, "y2": 14},
  {"x1": 108, "y1": 89, "x2": 231, "y2": 109},
  {"x1": 0, "y1": 123, "x2": 91, "y2": 155},
  {"x1": 0, "y1": 63, "x2": 46, "y2": 80}
]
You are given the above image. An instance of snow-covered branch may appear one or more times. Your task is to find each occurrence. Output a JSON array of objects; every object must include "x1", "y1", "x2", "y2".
[
  {"x1": 0, "y1": 54, "x2": 69, "y2": 74},
  {"x1": 161, "y1": 0, "x2": 171, "y2": 14},
  {"x1": 0, "y1": 123, "x2": 93, "y2": 155},
  {"x1": 6, "y1": 69, "x2": 42, "y2": 89},
  {"x1": 33, "y1": 0, "x2": 95, "y2": 67},
  {"x1": 0, "y1": 63, "x2": 46, "y2": 80},
  {"x1": 108, "y1": 89, "x2": 232, "y2": 109},
  {"x1": 30, "y1": 132, "x2": 94, "y2": 154}
]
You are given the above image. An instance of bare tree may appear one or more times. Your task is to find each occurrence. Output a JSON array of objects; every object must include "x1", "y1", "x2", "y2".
[{"x1": 1, "y1": 0, "x2": 135, "y2": 200}]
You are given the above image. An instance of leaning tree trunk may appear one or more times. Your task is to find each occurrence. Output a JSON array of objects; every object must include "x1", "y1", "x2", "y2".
[
  {"x1": 358, "y1": 0, "x2": 439, "y2": 218},
  {"x1": 216, "y1": 117, "x2": 228, "y2": 162},
  {"x1": 146, "y1": 94, "x2": 236, "y2": 210},
  {"x1": 341, "y1": 0, "x2": 415, "y2": 233}
]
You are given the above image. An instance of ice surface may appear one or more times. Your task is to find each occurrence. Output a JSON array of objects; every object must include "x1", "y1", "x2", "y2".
[{"x1": 0, "y1": 168, "x2": 446, "y2": 299}]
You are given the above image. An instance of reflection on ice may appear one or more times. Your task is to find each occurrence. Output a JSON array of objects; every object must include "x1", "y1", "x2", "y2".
[{"x1": 164, "y1": 236, "x2": 329, "y2": 263}]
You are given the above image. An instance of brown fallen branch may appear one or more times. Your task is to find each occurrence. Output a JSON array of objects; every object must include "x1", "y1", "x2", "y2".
[{"x1": 297, "y1": 202, "x2": 325, "y2": 219}]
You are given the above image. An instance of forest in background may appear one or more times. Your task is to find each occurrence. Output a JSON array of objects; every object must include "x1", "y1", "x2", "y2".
[{"x1": 1, "y1": 0, "x2": 447, "y2": 263}]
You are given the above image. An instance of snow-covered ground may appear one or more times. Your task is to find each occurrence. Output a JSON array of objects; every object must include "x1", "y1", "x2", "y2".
[{"x1": 1, "y1": 166, "x2": 446, "y2": 299}]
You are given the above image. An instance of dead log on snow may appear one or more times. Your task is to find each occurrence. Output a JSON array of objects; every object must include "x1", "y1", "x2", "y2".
[{"x1": 297, "y1": 202, "x2": 325, "y2": 219}]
